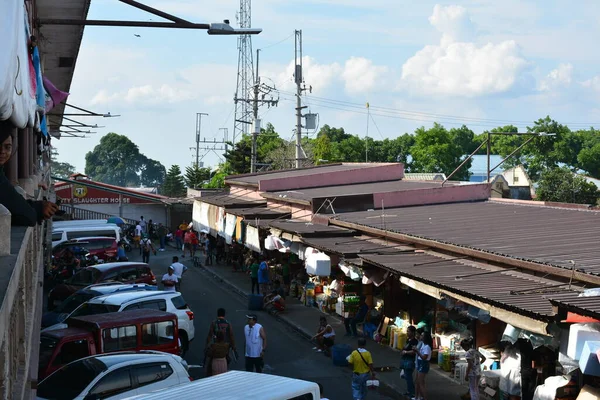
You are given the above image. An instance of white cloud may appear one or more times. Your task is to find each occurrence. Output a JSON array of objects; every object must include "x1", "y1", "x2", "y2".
[
  {"x1": 539, "y1": 63, "x2": 573, "y2": 91},
  {"x1": 429, "y1": 4, "x2": 475, "y2": 46},
  {"x1": 341, "y1": 57, "x2": 389, "y2": 95},
  {"x1": 91, "y1": 84, "x2": 195, "y2": 106},
  {"x1": 582, "y1": 76, "x2": 600, "y2": 92},
  {"x1": 272, "y1": 56, "x2": 342, "y2": 94},
  {"x1": 399, "y1": 4, "x2": 529, "y2": 97}
]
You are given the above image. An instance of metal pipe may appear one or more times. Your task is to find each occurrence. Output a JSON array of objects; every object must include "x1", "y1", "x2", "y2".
[
  {"x1": 37, "y1": 19, "x2": 210, "y2": 29},
  {"x1": 487, "y1": 131, "x2": 491, "y2": 182},
  {"x1": 489, "y1": 136, "x2": 536, "y2": 174},
  {"x1": 443, "y1": 139, "x2": 488, "y2": 185}
]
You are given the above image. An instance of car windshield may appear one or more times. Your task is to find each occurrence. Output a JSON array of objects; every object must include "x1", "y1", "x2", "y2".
[
  {"x1": 69, "y1": 268, "x2": 100, "y2": 286},
  {"x1": 37, "y1": 357, "x2": 108, "y2": 399},
  {"x1": 54, "y1": 292, "x2": 96, "y2": 314},
  {"x1": 38, "y1": 335, "x2": 59, "y2": 372},
  {"x1": 70, "y1": 303, "x2": 120, "y2": 319}
]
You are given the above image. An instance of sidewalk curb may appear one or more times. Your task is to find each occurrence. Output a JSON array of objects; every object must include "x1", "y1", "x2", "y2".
[{"x1": 195, "y1": 263, "x2": 406, "y2": 400}]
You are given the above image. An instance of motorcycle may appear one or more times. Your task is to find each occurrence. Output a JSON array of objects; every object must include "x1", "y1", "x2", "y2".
[{"x1": 121, "y1": 237, "x2": 132, "y2": 253}]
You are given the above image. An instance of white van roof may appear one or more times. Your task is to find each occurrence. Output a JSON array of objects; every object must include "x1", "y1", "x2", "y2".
[
  {"x1": 52, "y1": 224, "x2": 119, "y2": 233},
  {"x1": 53, "y1": 219, "x2": 109, "y2": 227},
  {"x1": 124, "y1": 371, "x2": 320, "y2": 399}
]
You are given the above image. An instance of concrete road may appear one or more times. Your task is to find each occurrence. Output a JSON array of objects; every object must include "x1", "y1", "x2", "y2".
[{"x1": 142, "y1": 248, "x2": 399, "y2": 400}]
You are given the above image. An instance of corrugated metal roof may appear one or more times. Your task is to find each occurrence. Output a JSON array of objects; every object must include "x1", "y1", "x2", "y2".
[
  {"x1": 300, "y1": 235, "x2": 408, "y2": 256},
  {"x1": 131, "y1": 370, "x2": 318, "y2": 399},
  {"x1": 261, "y1": 180, "x2": 448, "y2": 203},
  {"x1": 547, "y1": 292, "x2": 600, "y2": 319},
  {"x1": 198, "y1": 194, "x2": 265, "y2": 208},
  {"x1": 226, "y1": 163, "x2": 388, "y2": 185},
  {"x1": 334, "y1": 200, "x2": 600, "y2": 277},
  {"x1": 403, "y1": 173, "x2": 447, "y2": 181},
  {"x1": 269, "y1": 220, "x2": 354, "y2": 237},
  {"x1": 227, "y1": 207, "x2": 290, "y2": 219},
  {"x1": 361, "y1": 252, "x2": 576, "y2": 318}
]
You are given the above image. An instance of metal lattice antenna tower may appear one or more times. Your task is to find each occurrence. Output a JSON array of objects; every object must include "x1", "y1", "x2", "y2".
[{"x1": 233, "y1": 0, "x2": 254, "y2": 145}]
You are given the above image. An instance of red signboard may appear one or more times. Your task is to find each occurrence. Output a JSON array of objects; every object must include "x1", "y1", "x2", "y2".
[{"x1": 55, "y1": 184, "x2": 158, "y2": 205}]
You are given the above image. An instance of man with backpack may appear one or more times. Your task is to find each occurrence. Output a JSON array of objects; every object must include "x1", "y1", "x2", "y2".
[
  {"x1": 204, "y1": 308, "x2": 238, "y2": 375},
  {"x1": 140, "y1": 234, "x2": 156, "y2": 264}
]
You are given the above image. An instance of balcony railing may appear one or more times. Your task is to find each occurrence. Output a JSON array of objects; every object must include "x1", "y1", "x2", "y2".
[{"x1": 0, "y1": 179, "x2": 49, "y2": 399}]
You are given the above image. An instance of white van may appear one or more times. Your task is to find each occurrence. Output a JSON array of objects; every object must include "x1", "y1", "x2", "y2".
[
  {"x1": 53, "y1": 219, "x2": 110, "y2": 228},
  {"x1": 52, "y1": 224, "x2": 121, "y2": 247},
  {"x1": 122, "y1": 371, "x2": 321, "y2": 400}
]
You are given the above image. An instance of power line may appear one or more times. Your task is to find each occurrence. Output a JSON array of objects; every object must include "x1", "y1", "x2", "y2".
[
  {"x1": 274, "y1": 88, "x2": 600, "y2": 127},
  {"x1": 258, "y1": 32, "x2": 295, "y2": 50}
]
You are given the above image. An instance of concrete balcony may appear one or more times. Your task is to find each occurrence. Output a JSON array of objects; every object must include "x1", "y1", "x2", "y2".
[{"x1": 0, "y1": 188, "x2": 49, "y2": 399}]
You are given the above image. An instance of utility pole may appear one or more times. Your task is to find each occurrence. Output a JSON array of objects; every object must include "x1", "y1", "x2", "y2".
[
  {"x1": 366, "y1": 102, "x2": 370, "y2": 162},
  {"x1": 195, "y1": 113, "x2": 208, "y2": 168},
  {"x1": 219, "y1": 128, "x2": 229, "y2": 154},
  {"x1": 294, "y1": 29, "x2": 309, "y2": 169},
  {"x1": 248, "y1": 49, "x2": 279, "y2": 173}
]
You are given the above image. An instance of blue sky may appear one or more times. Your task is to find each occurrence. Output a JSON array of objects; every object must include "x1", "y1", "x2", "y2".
[{"x1": 56, "y1": 0, "x2": 600, "y2": 175}]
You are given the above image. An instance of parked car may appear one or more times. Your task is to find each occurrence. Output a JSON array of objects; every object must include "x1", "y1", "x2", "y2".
[
  {"x1": 44, "y1": 291, "x2": 195, "y2": 354},
  {"x1": 123, "y1": 370, "x2": 321, "y2": 400},
  {"x1": 52, "y1": 237, "x2": 119, "y2": 263},
  {"x1": 42, "y1": 283, "x2": 157, "y2": 328},
  {"x1": 36, "y1": 352, "x2": 192, "y2": 400},
  {"x1": 47, "y1": 262, "x2": 157, "y2": 310},
  {"x1": 52, "y1": 224, "x2": 121, "y2": 247},
  {"x1": 38, "y1": 309, "x2": 181, "y2": 380}
]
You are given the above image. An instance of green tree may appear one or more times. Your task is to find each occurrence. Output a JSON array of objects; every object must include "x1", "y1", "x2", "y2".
[
  {"x1": 449, "y1": 125, "x2": 477, "y2": 155},
  {"x1": 205, "y1": 164, "x2": 231, "y2": 188},
  {"x1": 139, "y1": 156, "x2": 166, "y2": 187},
  {"x1": 50, "y1": 149, "x2": 76, "y2": 179},
  {"x1": 536, "y1": 167, "x2": 599, "y2": 205},
  {"x1": 184, "y1": 164, "x2": 211, "y2": 188},
  {"x1": 576, "y1": 128, "x2": 600, "y2": 178},
  {"x1": 84, "y1": 132, "x2": 164, "y2": 187},
  {"x1": 224, "y1": 138, "x2": 252, "y2": 175},
  {"x1": 410, "y1": 123, "x2": 469, "y2": 180},
  {"x1": 162, "y1": 165, "x2": 186, "y2": 197}
]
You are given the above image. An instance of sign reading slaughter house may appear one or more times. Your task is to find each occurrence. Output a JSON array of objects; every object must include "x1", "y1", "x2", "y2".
[{"x1": 55, "y1": 184, "x2": 157, "y2": 205}]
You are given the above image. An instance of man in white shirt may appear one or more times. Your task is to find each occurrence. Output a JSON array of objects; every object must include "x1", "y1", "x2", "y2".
[
  {"x1": 170, "y1": 256, "x2": 187, "y2": 291},
  {"x1": 244, "y1": 314, "x2": 267, "y2": 373},
  {"x1": 161, "y1": 266, "x2": 178, "y2": 292},
  {"x1": 139, "y1": 216, "x2": 147, "y2": 233},
  {"x1": 135, "y1": 222, "x2": 143, "y2": 254}
]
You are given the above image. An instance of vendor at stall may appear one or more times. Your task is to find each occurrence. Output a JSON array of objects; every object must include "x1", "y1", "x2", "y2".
[{"x1": 345, "y1": 296, "x2": 368, "y2": 337}]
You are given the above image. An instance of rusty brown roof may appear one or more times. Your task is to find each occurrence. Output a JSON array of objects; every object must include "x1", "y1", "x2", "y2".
[
  {"x1": 300, "y1": 236, "x2": 403, "y2": 256},
  {"x1": 547, "y1": 292, "x2": 600, "y2": 319},
  {"x1": 334, "y1": 200, "x2": 600, "y2": 277},
  {"x1": 225, "y1": 163, "x2": 387, "y2": 186},
  {"x1": 261, "y1": 180, "x2": 447, "y2": 203},
  {"x1": 199, "y1": 194, "x2": 265, "y2": 208},
  {"x1": 361, "y1": 251, "x2": 576, "y2": 319},
  {"x1": 269, "y1": 220, "x2": 354, "y2": 237},
  {"x1": 227, "y1": 207, "x2": 290, "y2": 219}
]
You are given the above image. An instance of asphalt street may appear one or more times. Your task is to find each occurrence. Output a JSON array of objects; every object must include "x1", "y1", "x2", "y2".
[{"x1": 141, "y1": 248, "x2": 399, "y2": 400}]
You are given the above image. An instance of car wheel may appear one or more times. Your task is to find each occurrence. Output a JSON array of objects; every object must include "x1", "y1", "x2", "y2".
[{"x1": 179, "y1": 330, "x2": 189, "y2": 356}]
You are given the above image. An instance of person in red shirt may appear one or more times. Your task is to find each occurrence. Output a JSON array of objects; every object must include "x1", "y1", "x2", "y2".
[{"x1": 175, "y1": 228, "x2": 184, "y2": 255}]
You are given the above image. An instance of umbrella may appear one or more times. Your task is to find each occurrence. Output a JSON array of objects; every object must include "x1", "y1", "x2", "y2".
[{"x1": 107, "y1": 217, "x2": 126, "y2": 225}]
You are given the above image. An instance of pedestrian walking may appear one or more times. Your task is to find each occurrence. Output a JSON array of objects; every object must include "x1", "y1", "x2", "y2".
[
  {"x1": 183, "y1": 230, "x2": 193, "y2": 258},
  {"x1": 134, "y1": 221, "x2": 142, "y2": 253},
  {"x1": 462, "y1": 338, "x2": 485, "y2": 400},
  {"x1": 140, "y1": 234, "x2": 156, "y2": 264},
  {"x1": 206, "y1": 331, "x2": 230, "y2": 376},
  {"x1": 205, "y1": 308, "x2": 237, "y2": 353},
  {"x1": 170, "y1": 256, "x2": 187, "y2": 291},
  {"x1": 157, "y1": 223, "x2": 167, "y2": 251},
  {"x1": 175, "y1": 228, "x2": 183, "y2": 253},
  {"x1": 139, "y1": 216, "x2": 147, "y2": 233},
  {"x1": 346, "y1": 337, "x2": 375, "y2": 400},
  {"x1": 116, "y1": 241, "x2": 128, "y2": 262},
  {"x1": 400, "y1": 325, "x2": 419, "y2": 398},
  {"x1": 244, "y1": 314, "x2": 267, "y2": 373},
  {"x1": 258, "y1": 257, "x2": 270, "y2": 295},
  {"x1": 414, "y1": 331, "x2": 433, "y2": 400},
  {"x1": 161, "y1": 266, "x2": 178, "y2": 292},
  {"x1": 248, "y1": 257, "x2": 259, "y2": 294}
]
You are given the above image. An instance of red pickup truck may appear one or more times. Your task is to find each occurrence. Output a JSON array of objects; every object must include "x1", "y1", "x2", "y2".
[{"x1": 38, "y1": 309, "x2": 180, "y2": 380}]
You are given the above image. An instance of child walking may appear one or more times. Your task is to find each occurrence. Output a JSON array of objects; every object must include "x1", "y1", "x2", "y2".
[{"x1": 461, "y1": 338, "x2": 486, "y2": 400}]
